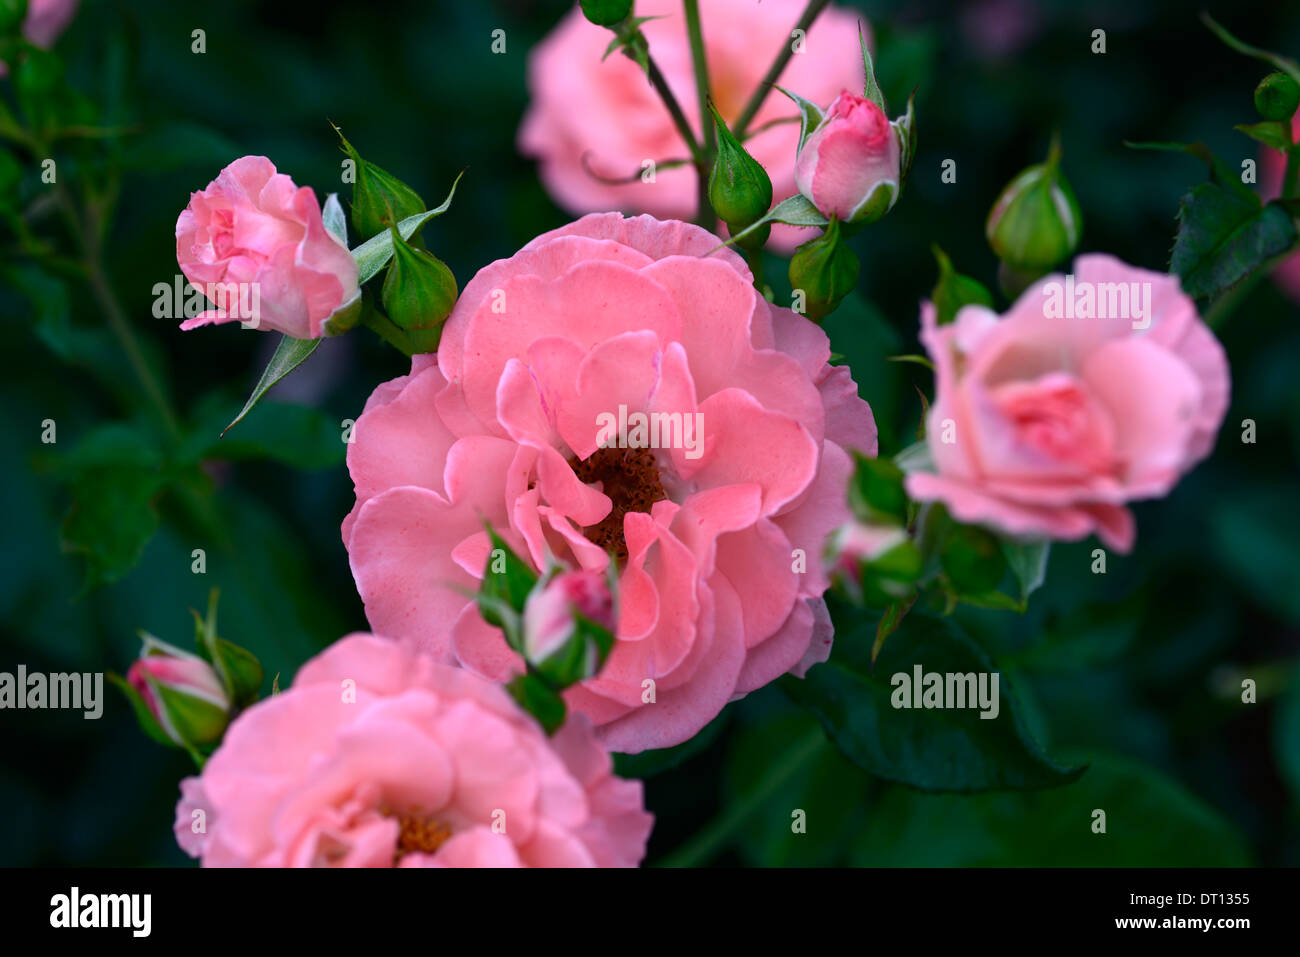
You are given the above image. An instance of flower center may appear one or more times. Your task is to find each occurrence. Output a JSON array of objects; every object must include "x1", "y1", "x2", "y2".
[
  {"x1": 392, "y1": 811, "x2": 453, "y2": 862},
  {"x1": 572, "y1": 446, "x2": 668, "y2": 564}
]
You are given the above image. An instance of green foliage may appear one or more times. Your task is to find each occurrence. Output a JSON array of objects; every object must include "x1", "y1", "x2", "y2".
[
  {"x1": 1171, "y1": 184, "x2": 1297, "y2": 299},
  {"x1": 782, "y1": 614, "x2": 1084, "y2": 792}
]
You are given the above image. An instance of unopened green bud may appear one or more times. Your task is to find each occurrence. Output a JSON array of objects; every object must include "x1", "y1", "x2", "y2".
[
  {"x1": 580, "y1": 0, "x2": 633, "y2": 27},
  {"x1": 1255, "y1": 72, "x2": 1300, "y2": 123},
  {"x1": 381, "y1": 226, "x2": 457, "y2": 354},
  {"x1": 931, "y1": 245, "x2": 994, "y2": 325},
  {"x1": 708, "y1": 103, "x2": 773, "y2": 246},
  {"x1": 335, "y1": 127, "x2": 426, "y2": 241},
  {"x1": 788, "y1": 217, "x2": 860, "y2": 321},
  {"x1": 986, "y1": 138, "x2": 1082, "y2": 272}
]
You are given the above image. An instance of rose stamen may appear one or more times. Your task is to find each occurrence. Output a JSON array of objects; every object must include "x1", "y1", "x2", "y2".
[{"x1": 572, "y1": 446, "x2": 668, "y2": 564}]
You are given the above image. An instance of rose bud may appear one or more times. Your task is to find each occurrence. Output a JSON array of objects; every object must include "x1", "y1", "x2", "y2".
[
  {"x1": 708, "y1": 103, "x2": 774, "y2": 250},
  {"x1": 788, "y1": 216, "x2": 860, "y2": 320},
  {"x1": 380, "y1": 224, "x2": 458, "y2": 353},
  {"x1": 521, "y1": 569, "x2": 616, "y2": 688},
  {"x1": 794, "y1": 90, "x2": 902, "y2": 225},
  {"x1": 579, "y1": 0, "x2": 632, "y2": 27},
  {"x1": 335, "y1": 127, "x2": 426, "y2": 242},
  {"x1": 126, "y1": 636, "x2": 231, "y2": 749},
  {"x1": 985, "y1": 138, "x2": 1081, "y2": 274},
  {"x1": 1255, "y1": 71, "x2": 1300, "y2": 123},
  {"x1": 175, "y1": 156, "x2": 360, "y2": 339}
]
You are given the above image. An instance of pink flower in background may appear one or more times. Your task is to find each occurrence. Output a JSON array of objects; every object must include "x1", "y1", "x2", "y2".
[
  {"x1": 343, "y1": 213, "x2": 876, "y2": 752},
  {"x1": 1260, "y1": 114, "x2": 1300, "y2": 302},
  {"x1": 175, "y1": 156, "x2": 359, "y2": 338},
  {"x1": 906, "y1": 254, "x2": 1230, "y2": 553},
  {"x1": 0, "y1": 0, "x2": 78, "y2": 75},
  {"x1": 174, "y1": 634, "x2": 651, "y2": 867},
  {"x1": 22, "y1": 0, "x2": 79, "y2": 47},
  {"x1": 959, "y1": 0, "x2": 1042, "y2": 61},
  {"x1": 794, "y1": 90, "x2": 901, "y2": 222},
  {"x1": 519, "y1": 0, "x2": 865, "y2": 251}
]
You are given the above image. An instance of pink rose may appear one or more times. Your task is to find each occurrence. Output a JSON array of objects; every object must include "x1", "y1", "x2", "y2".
[
  {"x1": 519, "y1": 0, "x2": 865, "y2": 251},
  {"x1": 343, "y1": 212, "x2": 876, "y2": 752},
  {"x1": 523, "y1": 569, "x2": 615, "y2": 665},
  {"x1": 906, "y1": 254, "x2": 1230, "y2": 553},
  {"x1": 1260, "y1": 114, "x2": 1300, "y2": 302},
  {"x1": 175, "y1": 156, "x2": 359, "y2": 339},
  {"x1": 173, "y1": 634, "x2": 652, "y2": 867},
  {"x1": 794, "y1": 90, "x2": 902, "y2": 223}
]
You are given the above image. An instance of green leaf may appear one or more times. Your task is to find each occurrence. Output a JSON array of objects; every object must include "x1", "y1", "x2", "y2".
[
  {"x1": 871, "y1": 597, "x2": 914, "y2": 664},
  {"x1": 1235, "y1": 121, "x2": 1293, "y2": 152},
  {"x1": 222, "y1": 335, "x2": 320, "y2": 435},
  {"x1": 351, "y1": 171, "x2": 464, "y2": 284},
  {"x1": 892, "y1": 91, "x2": 916, "y2": 181},
  {"x1": 780, "y1": 614, "x2": 1085, "y2": 792},
  {"x1": 774, "y1": 85, "x2": 825, "y2": 153},
  {"x1": 930, "y1": 244, "x2": 994, "y2": 325},
  {"x1": 476, "y1": 526, "x2": 538, "y2": 643},
  {"x1": 1002, "y1": 539, "x2": 1049, "y2": 606},
  {"x1": 58, "y1": 425, "x2": 166, "y2": 590},
  {"x1": 507, "y1": 671, "x2": 566, "y2": 735},
  {"x1": 859, "y1": 24, "x2": 886, "y2": 113},
  {"x1": 721, "y1": 194, "x2": 829, "y2": 250},
  {"x1": 723, "y1": 711, "x2": 871, "y2": 866},
  {"x1": 214, "y1": 638, "x2": 263, "y2": 706},
  {"x1": 187, "y1": 396, "x2": 344, "y2": 469},
  {"x1": 4, "y1": 263, "x2": 72, "y2": 359},
  {"x1": 885, "y1": 353, "x2": 934, "y2": 371},
  {"x1": 848, "y1": 452, "x2": 907, "y2": 525},
  {"x1": 1171, "y1": 184, "x2": 1298, "y2": 299},
  {"x1": 855, "y1": 752, "x2": 1251, "y2": 866}
]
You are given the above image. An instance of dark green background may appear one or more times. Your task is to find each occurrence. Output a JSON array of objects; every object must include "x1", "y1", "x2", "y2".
[{"x1": 1, "y1": 0, "x2": 1297, "y2": 866}]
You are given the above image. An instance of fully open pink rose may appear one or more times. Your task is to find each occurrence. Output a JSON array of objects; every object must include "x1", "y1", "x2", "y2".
[
  {"x1": 343, "y1": 213, "x2": 876, "y2": 752},
  {"x1": 519, "y1": 0, "x2": 865, "y2": 251},
  {"x1": 794, "y1": 90, "x2": 901, "y2": 223},
  {"x1": 1261, "y1": 115, "x2": 1300, "y2": 302},
  {"x1": 174, "y1": 634, "x2": 651, "y2": 867},
  {"x1": 906, "y1": 254, "x2": 1230, "y2": 553},
  {"x1": 175, "y1": 156, "x2": 359, "y2": 338}
]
